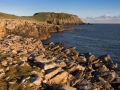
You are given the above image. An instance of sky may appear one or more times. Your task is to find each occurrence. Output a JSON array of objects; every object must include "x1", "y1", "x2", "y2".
[{"x1": 0, "y1": 0, "x2": 120, "y2": 23}]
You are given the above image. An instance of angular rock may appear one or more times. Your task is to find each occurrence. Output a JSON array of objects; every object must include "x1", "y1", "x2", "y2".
[
  {"x1": 45, "y1": 67, "x2": 61, "y2": 80},
  {"x1": 62, "y1": 83, "x2": 76, "y2": 90},
  {"x1": 35, "y1": 56, "x2": 48, "y2": 63},
  {"x1": 67, "y1": 64, "x2": 85, "y2": 73},
  {"x1": 44, "y1": 63, "x2": 58, "y2": 70},
  {"x1": 59, "y1": 61, "x2": 67, "y2": 68},
  {"x1": 49, "y1": 71, "x2": 68, "y2": 84}
]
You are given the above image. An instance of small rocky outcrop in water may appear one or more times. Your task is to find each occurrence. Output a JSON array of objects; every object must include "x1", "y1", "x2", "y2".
[
  {"x1": 0, "y1": 35, "x2": 120, "y2": 90},
  {"x1": 0, "y1": 19, "x2": 73, "y2": 40}
]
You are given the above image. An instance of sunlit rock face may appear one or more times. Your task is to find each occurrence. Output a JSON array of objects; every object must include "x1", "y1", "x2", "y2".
[{"x1": 0, "y1": 19, "x2": 73, "y2": 40}]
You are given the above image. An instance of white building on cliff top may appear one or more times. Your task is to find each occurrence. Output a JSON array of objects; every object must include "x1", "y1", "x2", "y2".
[{"x1": 55, "y1": 10, "x2": 61, "y2": 13}]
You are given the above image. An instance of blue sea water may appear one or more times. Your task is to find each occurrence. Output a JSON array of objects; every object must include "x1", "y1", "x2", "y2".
[{"x1": 43, "y1": 24, "x2": 120, "y2": 64}]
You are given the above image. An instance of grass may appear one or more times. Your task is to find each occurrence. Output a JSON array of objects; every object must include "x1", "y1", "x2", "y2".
[
  {"x1": 27, "y1": 16, "x2": 46, "y2": 22},
  {"x1": 0, "y1": 12, "x2": 37, "y2": 21},
  {"x1": 0, "y1": 52, "x2": 44, "y2": 89},
  {"x1": 32, "y1": 12, "x2": 76, "y2": 21},
  {"x1": 17, "y1": 65, "x2": 32, "y2": 76},
  {"x1": 0, "y1": 12, "x2": 83, "y2": 23},
  {"x1": 0, "y1": 79, "x2": 7, "y2": 90}
]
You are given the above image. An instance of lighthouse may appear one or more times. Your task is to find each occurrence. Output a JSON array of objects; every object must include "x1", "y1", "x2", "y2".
[{"x1": 55, "y1": 10, "x2": 61, "y2": 13}]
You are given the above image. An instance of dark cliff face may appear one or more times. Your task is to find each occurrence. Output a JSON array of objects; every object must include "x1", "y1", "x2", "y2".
[{"x1": 33, "y1": 12, "x2": 84, "y2": 25}]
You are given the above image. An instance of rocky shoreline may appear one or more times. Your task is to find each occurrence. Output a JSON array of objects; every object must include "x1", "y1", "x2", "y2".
[{"x1": 0, "y1": 35, "x2": 120, "y2": 90}]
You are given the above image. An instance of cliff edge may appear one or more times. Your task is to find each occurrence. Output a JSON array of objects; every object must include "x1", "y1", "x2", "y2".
[
  {"x1": 33, "y1": 12, "x2": 84, "y2": 25},
  {"x1": 0, "y1": 12, "x2": 84, "y2": 25},
  {"x1": 0, "y1": 19, "x2": 73, "y2": 40}
]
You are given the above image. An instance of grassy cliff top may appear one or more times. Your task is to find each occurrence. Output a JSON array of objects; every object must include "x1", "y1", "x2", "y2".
[
  {"x1": 31, "y1": 12, "x2": 82, "y2": 22},
  {"x1": 0, "y1": 12, "x2": 83, "y2": 23},
  {"x1": 33, "y1": 12, "x2": 77, "y2": 18},
  {"x1": 0, "y1": 12, "x2": 36, "y2": 21}
]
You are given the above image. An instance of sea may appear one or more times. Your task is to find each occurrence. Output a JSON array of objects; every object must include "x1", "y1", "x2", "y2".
[{"x1": 43, "y1": 24, "x2": 120, "y2": 65}]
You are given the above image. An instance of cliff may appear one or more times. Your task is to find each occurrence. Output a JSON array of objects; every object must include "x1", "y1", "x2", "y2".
[
  {"x1": 0, "y1": 19, "x2": 73, "y2": 40},
  {"x1": 0, "y1": 12, "x2": 84, "y2": 25},
  {"x1": 33, "y1": 12, "x2": 84, "y2": 25}
]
